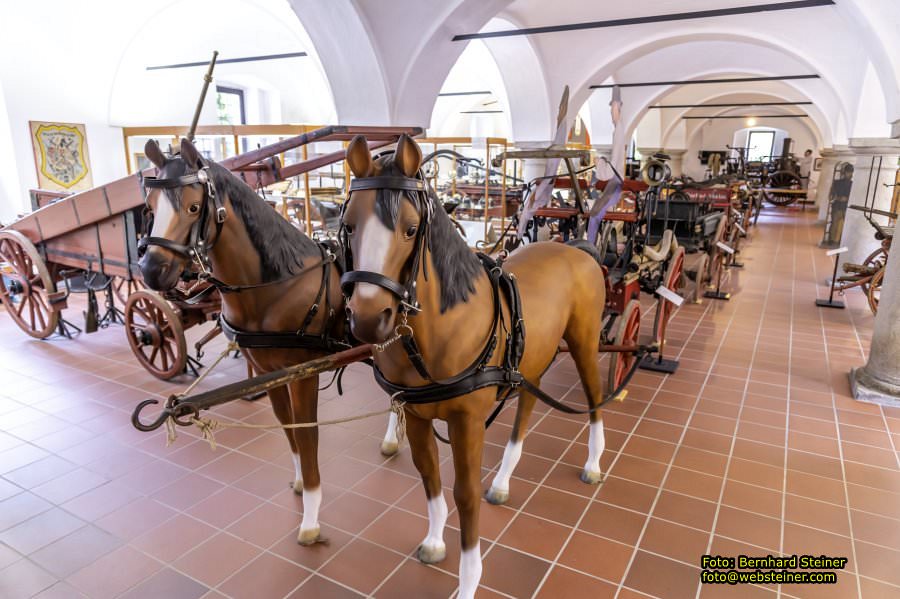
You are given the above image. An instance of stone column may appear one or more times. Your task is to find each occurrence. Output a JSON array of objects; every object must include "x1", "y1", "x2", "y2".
[
  {"x1": 592, "y1": 143, "x2": 615, "y2": 179},
  {"x1": 836, "y1": 138, "x2": 900, "y2": 275},
  {"x1": 664, "y1": 149, "x2": 687, "y2": 177},
  {"x1": 850, "y1": 227, "x2": 900, "y2": 405}
]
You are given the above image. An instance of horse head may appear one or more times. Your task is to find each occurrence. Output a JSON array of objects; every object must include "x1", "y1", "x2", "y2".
[
  {"x1": 340, "y1": 133, "x2": 426, "y2": 343},
  {"x1": 138, "y1": 138, "x2": 223, "y2": 291}
]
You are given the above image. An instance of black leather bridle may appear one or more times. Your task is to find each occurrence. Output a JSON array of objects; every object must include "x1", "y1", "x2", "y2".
[
  {"x1": 339, "y1": 173, "x2": 431, "y2": 315},
  {"x1": 137, "y1": 159, "x2": 227, "y2": 276}
]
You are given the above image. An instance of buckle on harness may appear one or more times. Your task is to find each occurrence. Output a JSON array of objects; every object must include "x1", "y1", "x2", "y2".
[{"x1": 216, "y1": 206, "x2": 227, "y2": 223}]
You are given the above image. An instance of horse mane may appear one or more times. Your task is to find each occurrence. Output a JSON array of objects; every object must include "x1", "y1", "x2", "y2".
[
  {"x1": 371, "y1": 156, "x2": 482, "y2": 313},
  {"x1": 158, "y1": 156, "x2": 321, "y2": 281}
]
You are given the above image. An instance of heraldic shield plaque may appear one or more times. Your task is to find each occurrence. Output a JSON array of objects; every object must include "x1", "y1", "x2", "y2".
[{"x1": 29, "y1": 121, "x2": 94, "y2": 192}]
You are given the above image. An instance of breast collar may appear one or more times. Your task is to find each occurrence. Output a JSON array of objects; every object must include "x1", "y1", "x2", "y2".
[{"x1": 339, "y1": 174, "x2": 431, "y2": 315}]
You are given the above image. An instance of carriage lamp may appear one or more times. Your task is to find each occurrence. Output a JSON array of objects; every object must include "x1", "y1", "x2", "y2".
[{"x1": 746, "y1": 117, "x2": 757, "y2": 127}]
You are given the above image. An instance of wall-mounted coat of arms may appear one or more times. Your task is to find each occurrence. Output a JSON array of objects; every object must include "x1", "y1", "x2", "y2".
[{"x1": 29, "y1": 121, "x2": 94, "y2": 192}]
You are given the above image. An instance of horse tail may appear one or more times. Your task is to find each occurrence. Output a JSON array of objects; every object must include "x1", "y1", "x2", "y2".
[{"x1": 565, "y1": 239, "x2": 602, "y2": 267}]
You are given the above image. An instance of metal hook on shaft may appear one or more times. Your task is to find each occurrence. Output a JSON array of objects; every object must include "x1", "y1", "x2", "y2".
[{"x1": 131, "y1": 399, "x2": 172, "y2": 432}]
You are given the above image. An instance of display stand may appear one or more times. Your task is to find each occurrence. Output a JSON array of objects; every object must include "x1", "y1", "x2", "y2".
[
  {"x1": 816, "y1": 246, "x2": 848, "y2": 309},
  {"x1": 640, "y1": 285, "x2": 682, "y2": 374}
]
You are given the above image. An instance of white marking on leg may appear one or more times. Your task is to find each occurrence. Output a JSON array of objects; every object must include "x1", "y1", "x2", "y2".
[
  {"x1": 583, "y1": 419, "x2": 605, "y2": 476},
  {"x1": 355, "y1": 214, "x2": 394, "y2": 300},
  {"x1": 489, "y1": 440, "x2": 522, "y2": 494},
  {"x1": 291, "y1": 452, "x2": 303, "y2": 486},
  {"x1": 300, "y1": 486, "x2": 321, "y2": 534},
  {"x1": 423, "y1": 494, "x2": 447, "y2": 551},
  {"x1": 383, "y1": 412, "x2": 398, "y2": 445},
  {"x1": 458, "y1": 544, "x2": 482, "y2": 599}
]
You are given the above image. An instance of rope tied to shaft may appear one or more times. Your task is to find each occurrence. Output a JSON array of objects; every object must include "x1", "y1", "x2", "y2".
[{"x1": 167, "y1": 397, "x2": 407, "y2": 451}]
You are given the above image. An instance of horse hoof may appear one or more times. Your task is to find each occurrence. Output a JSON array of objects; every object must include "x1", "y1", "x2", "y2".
[
  {"x1": 580, "y1": 469, "x2": 604, "y2": 485},
  {"x1": 380, "y1": 440, "x2": 399, "y2": 456},
  {"x1": 291, "y1": 480, "x2": 304, "y2": 495},
  {"x1": 417, "y1": 543, "x2": 446, "y2": 564},
  {"x1": 297, "y1": 527, "x2": 322, "y2": 546},
  {"x1": 484, "y1": 487, "x2": 509, "y2": 505}
]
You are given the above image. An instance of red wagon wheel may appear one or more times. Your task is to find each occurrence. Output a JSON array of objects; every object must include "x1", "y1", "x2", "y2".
[
  {"x1": 0, "y1": 230, "x2": 60, "y2": 338},
  {"x1": 688, "y1": 252, "x2": 709, "y2": 303},
  {"x1": 653, "y1": 246, "x2": 685, "y2": 347},
  {"x1": 608, "y1": 299, "x2": 640, "y2": 394},
  {"x1": 113, "y1": 276, "x2": 145, "y2": 306},
  {"x1": 125, "y1": 290, "x2": 188, "y2": 380}
]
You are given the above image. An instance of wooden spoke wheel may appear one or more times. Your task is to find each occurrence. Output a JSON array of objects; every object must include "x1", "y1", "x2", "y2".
[
  {"x1": 707, "y1": 214, "x2": 728, "y2": 284},
  {"x1": 125, "y1": 290, "x2": 187, "y2": 380},
  {"x1": 608, "y1": 299, "x2": 641, "y2": 394},
  {"x1": 867, "y1": 268, "x2": 883, "y2": 315},
  {"x1": 653, "y1": 246, "x2": 685, "y2": 346},
  {"x1": 113, "y1": 276, "x2": 145, "y2": 306},
  {"x1": 860, "y1": 248, "x2": 888, "y2": 297},
  {"x1": 763, "y1": 171, "x2": 802, "y2": 206},
  {"x1": 0, "y1": 230, "x2": 60, "y2": 338},
  {"x1": 688, "y1": 252, "x2": 709, "y2": 303}
]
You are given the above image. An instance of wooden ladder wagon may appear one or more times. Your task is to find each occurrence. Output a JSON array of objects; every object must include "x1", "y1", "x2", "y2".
[{"x1": 0, "y1": 125, "x2": 420, "y2": 379}]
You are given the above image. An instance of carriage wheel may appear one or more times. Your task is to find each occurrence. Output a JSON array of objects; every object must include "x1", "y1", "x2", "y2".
[
  {"x1": 0, "y1": 230, "x2": 60, "y2": 338},
  {"x1": 859, "y1": 248, "x2": 888, "y2": 297},
  {"x1": 113, "y1": 276, "x2": 145, "y2": 306},
  {"x1": 124, "y1": 290, "x2": 187, "y2": 380},
  {"x1": 653, "y1": 247, "x2": 684, "y2": 346},
  {"x1": 867, "y1": 268, "x2": 883, "y2": 315},
  {"x1": 707, "y1": 214, "x2": 728, "y2": 283},
  {"x1": 688, "y1": 253, "x2": 710, "y2": 303},
  {"x1": 764, "y1": 171, "x2": 801, "y2": 206},
  {"x1": 607, "y1": 299, "x2": 641, "y2": 394}
]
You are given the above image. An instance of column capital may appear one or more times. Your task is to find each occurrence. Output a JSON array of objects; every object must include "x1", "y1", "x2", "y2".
[
  {"x1": 847, "y1": 137, "x2": 900, "y2": 156},
  {"x1": 637, "y1": 147, "x2": 662, "y2": 157},
  {"x1": 663, "y1": 149, "x2": 687, "y2": 157}
]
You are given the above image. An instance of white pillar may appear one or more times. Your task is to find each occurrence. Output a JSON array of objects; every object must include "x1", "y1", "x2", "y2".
[
  {"x1": 836, "y1": 138, "x2": 900, "y2": 274},
  {"x1": 664, "y1": 149, "x2": 687, "y2": 178},
  {"x1": 850, "y1": 227, "x2": 900, "y2": 405},
  {"x1": 592, "y1": 143, "x2": 615, "y2": 180}
]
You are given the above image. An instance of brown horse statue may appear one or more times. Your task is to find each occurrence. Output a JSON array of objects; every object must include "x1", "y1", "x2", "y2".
[
  {"x1": 340, "y1": 134, "x2": 610, "y2": 598},
  {"x1": 137, "y1": 138, "x2": 346, "y2": 546}
]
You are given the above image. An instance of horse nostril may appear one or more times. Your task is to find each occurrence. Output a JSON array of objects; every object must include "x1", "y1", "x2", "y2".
[{"x1": 379, "y1": 307, "x2": 393, "y2": 326}]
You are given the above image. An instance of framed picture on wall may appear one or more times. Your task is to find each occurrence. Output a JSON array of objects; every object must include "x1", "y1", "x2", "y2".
[
  {"x1": 813, "y1": 157, "x2": 823, "y2": 171},
  {"x1": 29, "y1": 121, "x2": 94, "y2": 192}
]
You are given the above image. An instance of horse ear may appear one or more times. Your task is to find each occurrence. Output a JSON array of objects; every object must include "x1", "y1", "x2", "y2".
[
  {"x1": 394, "y1": 133, "x2": 421, "y2": 178},
  {"x1": 180, "y1": 138, "x2": 203, "y2": 168},
  {"x1": 144, "y1": 139, "x2": 167, "y2": 169},
  {"x1": 346, "y1": 135, "x2": 373, "y2": 178}
]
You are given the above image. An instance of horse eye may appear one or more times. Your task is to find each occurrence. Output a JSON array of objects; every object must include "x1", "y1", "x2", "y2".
[
  {"x1": 405, "y1": 225, "x2": 418, "y2": 238},
  {"x1": 188, "y1": 203, "x2": 200, "y2": 214}
]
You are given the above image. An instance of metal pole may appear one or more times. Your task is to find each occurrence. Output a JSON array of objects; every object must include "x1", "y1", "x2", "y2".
[{"x1": 186, "y1": 51, "x2": 219, "y2": 142}]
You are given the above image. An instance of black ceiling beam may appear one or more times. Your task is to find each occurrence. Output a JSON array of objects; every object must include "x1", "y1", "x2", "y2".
[
  {"x1": 592, "y1": 74, "x2": 819, "y2": 89},
  {"x1": 651, "y1": 101, "x2": 813, "y2": 109},
  {"x1": 453, "y1": 0, "x2": 834, "y2": 41},
  {"x1": 147, "y1": 51, "x2": 307, "y2": 71},
  {"x1": 439, "y1": 90, "x2": 492, "y2": 97},
  {"x1": 683, "y1": 114, "x2": 810, "y2": 119}
]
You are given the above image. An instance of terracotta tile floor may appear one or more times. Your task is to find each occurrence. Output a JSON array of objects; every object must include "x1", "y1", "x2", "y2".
[{"x1": 1, "y1": 206, "x2": 899, "y2": 598}]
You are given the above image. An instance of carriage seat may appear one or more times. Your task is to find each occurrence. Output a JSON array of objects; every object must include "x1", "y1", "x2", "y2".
[{"x1": 641, "y1": 228, "x2": 675, "y2": 262}]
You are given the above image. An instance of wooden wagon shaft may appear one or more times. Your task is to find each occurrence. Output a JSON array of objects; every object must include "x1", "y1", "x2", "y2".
[{"x1": 131, "y1": 343, "x2": 375, "y2": 431}]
